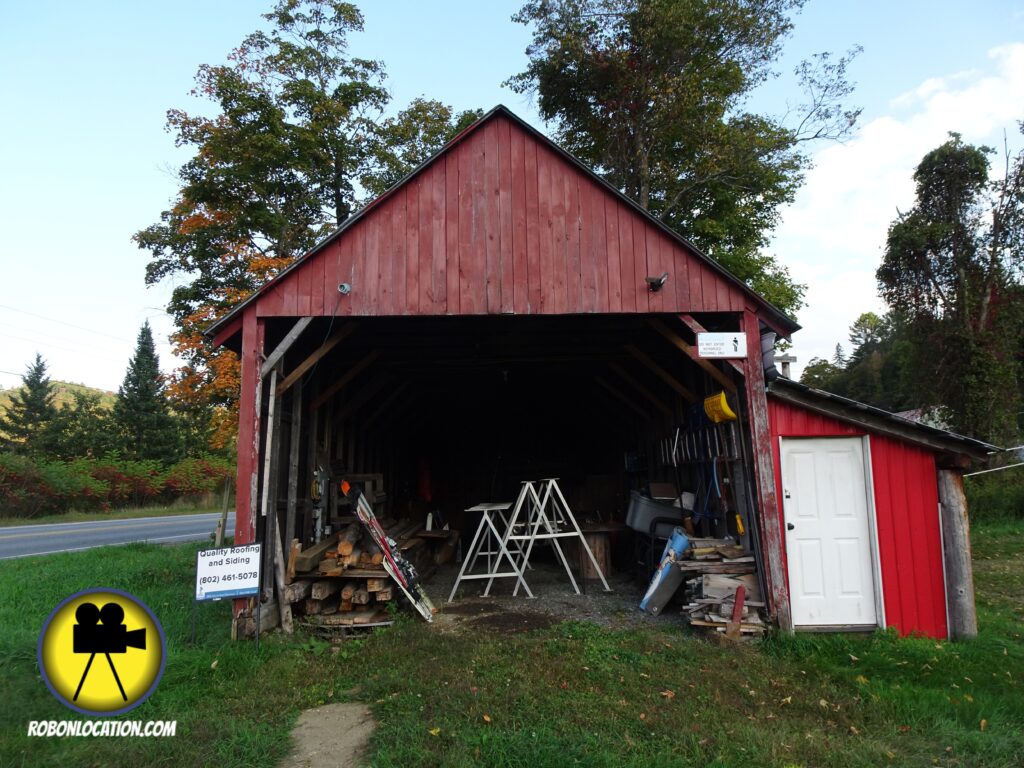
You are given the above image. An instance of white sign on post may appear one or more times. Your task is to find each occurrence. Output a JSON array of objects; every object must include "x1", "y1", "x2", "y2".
[
  {"x1": 195, "y1": 544, "x2": 262, "y2": 601},
  {"x1": 697, "y1": 332, "x2": 748, "y2": 359}
]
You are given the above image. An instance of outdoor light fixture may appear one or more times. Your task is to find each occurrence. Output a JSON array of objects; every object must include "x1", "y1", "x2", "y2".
[
  {"x1": 645, "y1": 272, "x2": 669, "y2": 292},
  {"x1": 338, "y1": 282, "x2": 352, "y2": 295}
]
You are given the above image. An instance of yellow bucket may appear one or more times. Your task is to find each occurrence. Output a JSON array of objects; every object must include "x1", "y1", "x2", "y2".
[{"x1": 703, "y1": 391, "x2": 737, "y2": 423}]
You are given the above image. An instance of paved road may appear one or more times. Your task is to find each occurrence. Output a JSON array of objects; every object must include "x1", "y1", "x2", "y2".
[{"x1": 0, "y1": 513, "x2": 236, "y2": 560}]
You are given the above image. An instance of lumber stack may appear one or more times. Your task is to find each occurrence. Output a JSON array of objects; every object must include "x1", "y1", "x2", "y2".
[
  {"x1": 285, "y1": 516, "x2": 457, "y2": 624},
  {"x1": 674, "y1": 538, "x2": 766, "y2": 636}
]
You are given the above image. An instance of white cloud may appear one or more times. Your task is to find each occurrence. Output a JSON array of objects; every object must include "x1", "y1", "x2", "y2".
[{"x1": 772, "y1": 43, "x2": 1024, "y2": 377}]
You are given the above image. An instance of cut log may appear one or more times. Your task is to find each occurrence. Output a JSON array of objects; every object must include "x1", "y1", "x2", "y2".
[
  {"x1": 286, "y1": 538, "x2": 301, "y2": 583},
  {"x1": 294, "y1": 532, "x2": 341, "y2": 573},
  {"x1": 341, "y1": 580, "x2": 359, "y2": 601},
  {"x1": 311, "y1": 579, "x2": 343, "y2": 600},
  {"x1": 340, "y1": 598, "x2": 353, "y2": 612},
  {"x1": 352, "y1": 586, "x2": 370, "y2": 605},
  {"x1": 318, "y1": 558, "x2": 340, "y2": 573},
  {"x1": 375, "y1": 587, "x2": 392, "y2": 602},
  {"x1": 315, "y1": 608, "x2": 389, "y2": 626},
  {"x1": 341, "y1": 547, "x2": 363, "y2": 567},
  {"x1": 337, "y1": 523, "x2": 362, "y2": 557},
  {"x1": 282, "y1": 580, "x2": 313, "y2": 604},
  {"x1": 366, "y1": 578, "x2": 389, "y2": 592}
]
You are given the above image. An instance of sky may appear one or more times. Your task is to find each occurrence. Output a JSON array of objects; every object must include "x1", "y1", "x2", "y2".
[{"x1": 1, "y1": 1, "x2": 1022, "y2": 393}]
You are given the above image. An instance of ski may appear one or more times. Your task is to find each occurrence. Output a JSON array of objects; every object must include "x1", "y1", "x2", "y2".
[{"x1": 340, "y1": 479, "x2": 436, "y2": 622}]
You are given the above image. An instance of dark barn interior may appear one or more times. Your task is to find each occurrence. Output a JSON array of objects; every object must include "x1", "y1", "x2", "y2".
[{"x1": 263, "y1": 314, "x2": 755, "y2": 527}]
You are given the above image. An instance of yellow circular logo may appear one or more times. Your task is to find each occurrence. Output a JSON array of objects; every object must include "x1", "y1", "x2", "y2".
[{"x1": 38, "y1": 588, "x2": 165, "y2": 716}]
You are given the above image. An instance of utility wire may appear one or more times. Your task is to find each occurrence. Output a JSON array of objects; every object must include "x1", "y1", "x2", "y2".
[{"x1": 0, "y1": 303, "x2": 134, "y2": 343}]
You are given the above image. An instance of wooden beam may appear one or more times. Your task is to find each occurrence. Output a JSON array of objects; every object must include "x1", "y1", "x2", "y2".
[
  {"x1": 278, "y1": 323, "x2": 356, "y2": 396},
  {"x1": 260, "y1": 368, "x2": 283, "y2": 602},
  {"x1": 647, "y1": 317, "x2": 736, "y2": 392},
  {"x1": 362, "y1": 382, "x2": 411, "y2": 430},
  {"x1": 284, "y1": 383, "x2": 302, "y2": 550},
  {"x1": 211, "y1": 315, "x2": 243, "y2": 349},
  {"x1": 261, "y1": 317, "x2": 314, "y2": 379},
  {"x1": 310, "y1": 349, "x2": 382, "y2": 411},
  {"x1": 594, "y1": 376, "x2": 651, "y2": 420},
  {"x1": 678, "y1": 314, "x2": 745, "y2": 375},
  {"x1": 624, "y1": 345, "x2": 696, "y2": 403},
  {"x1": 333, "y1": 375, "x2": 393, "y2": 425},
  {"x1": 607, "y1": 362, "x2": 673, "y2": 416},
  {"x1": 271, "y1": 509, "x2": 294, "y2": 634},
  {"x1": 937, "y1": 470, "x2": 977, "y2": 640},
  {"x1": 740, "y1": 309, "x2": 791, "y2": 632}
]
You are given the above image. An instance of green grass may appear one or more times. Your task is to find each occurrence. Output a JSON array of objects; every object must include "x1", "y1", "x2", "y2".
[
  {"x1": 0, "y1": 504, "x2": 221, "y2": 527},
  {"x1": 1, "y1": 521, "x2": 1022, "y2": 767}
]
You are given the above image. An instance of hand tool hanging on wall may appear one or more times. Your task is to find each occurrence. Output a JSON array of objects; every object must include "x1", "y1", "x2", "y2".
[{"x1": 702, "y1": 392, "x2": 745, "y2": 536}]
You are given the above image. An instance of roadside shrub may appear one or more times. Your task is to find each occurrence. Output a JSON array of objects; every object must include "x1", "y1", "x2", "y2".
[
  {"x1": 0, "y1": 453, "x2": 237, "y2": 517},
  {"x1": 966, "y1": 471, "x2": 1024, "y2": 523},
  {"x1": 84, "y1": 458, "x2": 165, "y2": 507},
  {"x1": 0, "y1": 452, "x2": 52, "y2": 518},
  {"x1": 41, "y1": 460, "x2": 109, "y2": 512},
  {"x1": 164, "y1": 456, "x2": 233, "y2": 497},
  {"x1": 0, "y1": 454, "x2": 108, "y2": 517}
]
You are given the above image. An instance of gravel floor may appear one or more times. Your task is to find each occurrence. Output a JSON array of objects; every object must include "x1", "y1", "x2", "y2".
[{"x1": 425, "y1": 550, "x2": 682, "y2": 634}]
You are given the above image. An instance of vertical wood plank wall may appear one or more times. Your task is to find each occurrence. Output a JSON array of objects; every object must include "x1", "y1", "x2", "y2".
[
  {"x1": 767, "y1": 397, "x2": 948, "y2": 639},
  {"x1": 254, "y1": 114, "x2": 749, "y2": 320}
]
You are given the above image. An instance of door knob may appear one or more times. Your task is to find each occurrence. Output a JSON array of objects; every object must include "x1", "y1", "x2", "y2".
[{"x1": 787, "y1": 523, "x2": 795, "y2": 531}]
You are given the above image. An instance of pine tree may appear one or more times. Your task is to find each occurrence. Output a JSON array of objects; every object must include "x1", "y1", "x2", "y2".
[
  {"x1": 0, "y1": 353, "x2": 58, "y2": 457},
  {"x1": 114, "y1": 322, "x2": 180, "y2": 463}
]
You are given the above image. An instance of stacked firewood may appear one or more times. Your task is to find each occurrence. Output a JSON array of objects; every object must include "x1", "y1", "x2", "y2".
[{"x1": 284, "y1": 517, "x2": 458, "y2": 627}]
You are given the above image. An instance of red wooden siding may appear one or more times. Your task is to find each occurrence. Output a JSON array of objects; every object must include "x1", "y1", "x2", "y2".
[
  {"x1": 253, "y1": 114, "x2": 748, "y2": 319},
  {"x1": 768, "y1": 397, "x2": 948, "y2": 639}
]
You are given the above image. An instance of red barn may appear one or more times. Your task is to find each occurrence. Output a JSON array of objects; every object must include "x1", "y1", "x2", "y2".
[{"x1": 208, "y1": 106, "x2": 991, "y2": 639}]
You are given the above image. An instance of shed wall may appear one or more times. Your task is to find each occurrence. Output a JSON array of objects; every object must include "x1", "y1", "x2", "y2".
[
  {"x1": 768, "y1": 397, "x2": 948, "y2": 638},
  {"x1": 253, "y1": 115, "x2": 751, "y2": 319}
]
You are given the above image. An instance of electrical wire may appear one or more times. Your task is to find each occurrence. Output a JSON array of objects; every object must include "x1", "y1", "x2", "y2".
[{"x1": 0, "y1": 304, "x2": 134, "y2": 343}]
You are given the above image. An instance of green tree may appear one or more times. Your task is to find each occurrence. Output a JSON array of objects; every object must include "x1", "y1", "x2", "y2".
[
  {"x1": 136, "y1": 1, "x2": 479, "y2": 445},
  {"x1": 364, "y1": 98, "x2": 484, "y2": 197},
  {"x1": 877, "y1": 132, "x2": 1024, "y2": 442},
  {"x1": 49, "y1": 391, "x2": 117, "y2": 460},
  {"x1": 803, "y1": 312, "x2": 918, "y2": 413},
  {"x1": 0, "y1": 354, "x2": 57, "y2": 458},
  {"x1": 113, "y1": 323, "x2": 181, "y2": 464},
  {"x1": 507, "y1": 0, "x2": 861, "y2": 315},
  {"x1": 847, "y1": 311, "x2": 883, "y2": 360},
  {"x1": 799, "y1": 356, "x2": 843, "y2": 391}
]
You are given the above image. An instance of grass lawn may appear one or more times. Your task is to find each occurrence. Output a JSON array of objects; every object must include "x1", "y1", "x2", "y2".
[
  {"x1": 1, "y1": 522, "x2": 1021, "y2": 767},
  {"x1": 0, "y1": 504, "x2": 222, "y2": 527}
]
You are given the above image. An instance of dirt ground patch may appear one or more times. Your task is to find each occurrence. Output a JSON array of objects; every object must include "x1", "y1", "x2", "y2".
[
  {"x1": 466, "y1": 607, "x2": 559, "y2": 633},
  {"x1": 280, "y1": 702, "x2": 376, "y2": 768}
]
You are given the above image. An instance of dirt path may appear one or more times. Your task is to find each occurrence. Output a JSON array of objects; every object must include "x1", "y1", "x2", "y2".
[{"x1": 280, "y1": 702, "x2": 377, "y2": 768}]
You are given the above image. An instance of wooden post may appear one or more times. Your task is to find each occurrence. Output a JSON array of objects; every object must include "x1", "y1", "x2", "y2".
[
  {"x1": 236, "y1": 314, "x2": 265, "y2": 547},
  {"x1": 260, "y1": 368, "x2": 282, "y2": 601},
  {"x1": 285, "y1": 384, "x2": 302, "y2": 548},
  {"x1": 741, "y1": 308, "x2": 792, "y2": 632},
  {"x1": 937, "y1": 469, "x2": 978, "y2": 640},
  {"x1": 234, "y1": 314, "x2": 264, "y2": 619},
  {"x1": 271, "y1": 510, "x2": 294, "y2": 634}
]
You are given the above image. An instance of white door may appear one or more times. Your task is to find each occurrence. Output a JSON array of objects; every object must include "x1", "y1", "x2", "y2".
[{"x1": 781, "y1": 437, "x2": 878, "y2": 627}]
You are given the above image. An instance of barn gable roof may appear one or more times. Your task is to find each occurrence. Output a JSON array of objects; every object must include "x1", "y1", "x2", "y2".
[{"x1": 207, "y1": 105, "x2": 800, "y2": 343}]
